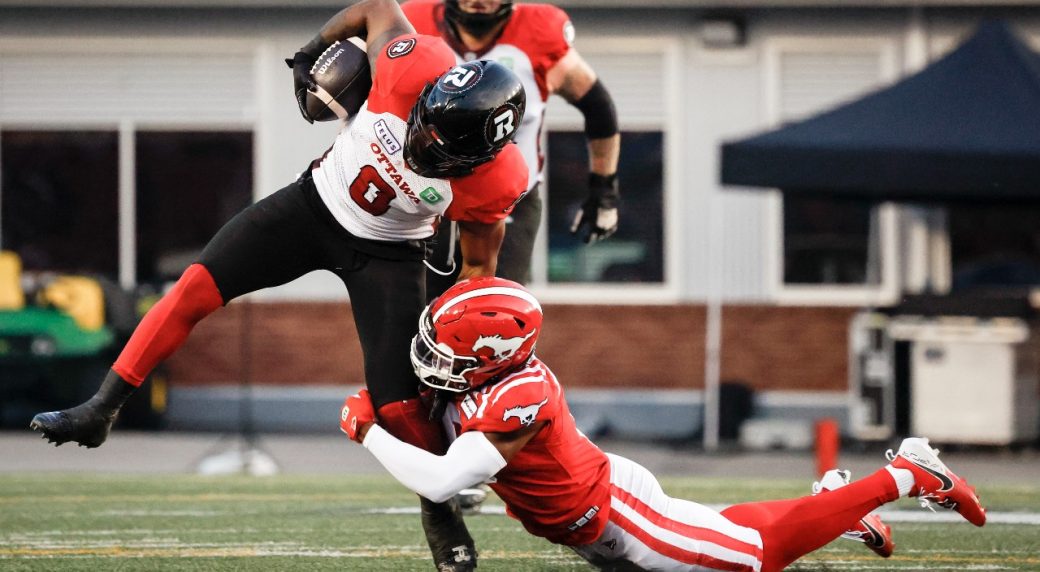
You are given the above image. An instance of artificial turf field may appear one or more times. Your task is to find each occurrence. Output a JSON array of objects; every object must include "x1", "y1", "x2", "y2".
[{"x1": 1, "y1": 474, "x2": 1038, "y2": 571}]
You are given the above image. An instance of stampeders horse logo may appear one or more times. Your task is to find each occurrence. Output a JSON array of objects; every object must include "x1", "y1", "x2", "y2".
[
  {"x1": 472, "y1": 331, "x2": 534, "y2": 362},
  {"x1": 503, "y1": 397, "x2": 549, "y2": 427},
  {"x1": 386, "y1": 38, "x2": 416, "y2": 59}
]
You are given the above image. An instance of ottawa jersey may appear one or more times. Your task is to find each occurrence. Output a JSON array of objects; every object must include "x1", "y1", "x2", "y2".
[
  {"x1": 310, "y1": 34, "x2": 528, "y2": 242},
  {"x1": 402, "y1": 1, "x2": 573, "y2": 189},
  {"x1": 444, "y1": 358, "x2": 611, "y2": 546}
]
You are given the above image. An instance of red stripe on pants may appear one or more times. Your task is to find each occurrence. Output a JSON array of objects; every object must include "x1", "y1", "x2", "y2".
[
  {"x1": 608, "y1": 507, "x2": 758, "y2": 572},
  {"x1": 610, "y1": 484, "x2": 764, "y2": 563}
]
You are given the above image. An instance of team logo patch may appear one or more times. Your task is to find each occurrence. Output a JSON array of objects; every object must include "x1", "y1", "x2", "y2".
[
  {"x1": 503, "y1": 397, "x2": 549, "y2": 427},
  {"x1": 420, "y1": 187, "x2": 443, "y2": 204},
  {"x1": 563, "y1": 21, "x2": 575, "y2": 46},
  {"x1": 486, "y1": 104, "x2": 519, "y2": 145},
  {"x1": 386, "y1": 38, "x2": 416, "y2": 59},
  {"x1": 373, "y1": 119, "x2": 401, "y2": 154},
  {"x1": 439, "y1": 63, "x2": 483, "y2": 94}
]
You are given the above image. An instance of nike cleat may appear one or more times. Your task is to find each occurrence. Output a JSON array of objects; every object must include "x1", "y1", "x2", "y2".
[
  {"x1": 887, "y1": 437, "x2": 986, "y2": 527},
  {"x1": 812, "y1": 469, "x2": 894, "y2": 558}
]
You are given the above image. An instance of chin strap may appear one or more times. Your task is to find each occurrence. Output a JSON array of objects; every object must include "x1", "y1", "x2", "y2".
[{"x1": 429, "y1": 389, "x2": 452, "y2": 422}]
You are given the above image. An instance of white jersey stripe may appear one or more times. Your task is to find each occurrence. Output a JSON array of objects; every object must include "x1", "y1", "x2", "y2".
[
  {"x1": 476, "y1": 363, "x2": 541, "y2": 419},
  {"x1": 489, "y1": 376, "x2": 544, "y2": 408}
]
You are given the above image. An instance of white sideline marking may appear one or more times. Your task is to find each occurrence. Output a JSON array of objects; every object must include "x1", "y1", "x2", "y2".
[{"x1": 366, "y1": 505, "x2": 1040, "y2": 525}]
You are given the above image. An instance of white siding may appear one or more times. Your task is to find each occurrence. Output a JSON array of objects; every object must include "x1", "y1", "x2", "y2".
[
  {"x1": 0, "y1": 48, "x2": 256, "y2": 124},
  {"x1": 544, "y1": 49, "x2": 667, "y2": 129}
]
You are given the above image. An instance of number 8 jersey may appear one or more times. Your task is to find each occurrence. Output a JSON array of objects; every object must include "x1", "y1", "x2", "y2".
[{"x1": 310, "y1": 34, "x2": 529, "y2": 242}]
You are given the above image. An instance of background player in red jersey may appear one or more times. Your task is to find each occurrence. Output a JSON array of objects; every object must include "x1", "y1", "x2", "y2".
[
  {"x1": 341, "y1": 277, "x2": 987, "y2": 571},
  {"x1": 402, "y1": 0, "x2": 622, "y2": 291},
  {"x1": 30, "y1": 1, "x2": 528, "y2": 569}
]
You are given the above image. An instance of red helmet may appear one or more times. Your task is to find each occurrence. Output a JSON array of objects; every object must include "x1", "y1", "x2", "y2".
[{"x1": 411, "y1": 276, "x2": 542, "y2": 392}]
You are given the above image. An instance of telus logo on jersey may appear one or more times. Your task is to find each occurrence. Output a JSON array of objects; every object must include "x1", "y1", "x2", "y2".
[{"x1": 373, "y1": 119, "x2": 401, "y2": 154}]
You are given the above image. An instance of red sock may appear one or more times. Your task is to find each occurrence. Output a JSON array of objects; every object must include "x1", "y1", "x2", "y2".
[
  {"x1": 377, "y1": 399, "x2": 447, "y2": 454},
  {"x1": 112, "y1": 264, "x2": 223, "y2": 386},
  {"x1": 721, "y1": 468, "x2": 899, "y2": 572}
]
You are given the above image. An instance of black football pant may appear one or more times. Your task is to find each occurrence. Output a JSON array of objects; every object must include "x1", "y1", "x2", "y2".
[{"x1": 199, "y1": 175, "x2": 426, "y2": 408}]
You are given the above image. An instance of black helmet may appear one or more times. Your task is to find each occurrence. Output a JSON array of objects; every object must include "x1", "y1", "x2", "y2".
[
  {"x1": 405, "y1": 60, "x2": 525, "y2": 178},
  {"x1": 445, "y1": 0, "x2": 514, "y2": 37}
]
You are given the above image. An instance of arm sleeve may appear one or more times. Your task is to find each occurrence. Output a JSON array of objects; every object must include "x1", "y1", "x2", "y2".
[{"x1": 362, "y1": 424, "x2": 507, "y2": 503}]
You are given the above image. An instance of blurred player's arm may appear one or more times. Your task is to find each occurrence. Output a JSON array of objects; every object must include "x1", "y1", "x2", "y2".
[
  {"x1": 340, "y1": 390, "x2": 541, "y2": 503},
  {"x1": 548, "y1": 49, "x2": 621, "y2": 244},
  {"x1": 456, "y1": 219, "x2": 506, "y2": 281}
]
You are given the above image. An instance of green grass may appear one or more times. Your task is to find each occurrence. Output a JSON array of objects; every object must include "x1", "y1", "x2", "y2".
[{"x1": 0, "y1": 474, "x2": 1037, "y2": 570}]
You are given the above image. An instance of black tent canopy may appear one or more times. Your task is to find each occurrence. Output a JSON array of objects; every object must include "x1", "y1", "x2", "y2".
[{"x1": 720, "y1": 21, "x2": 1040, "y2": 201}]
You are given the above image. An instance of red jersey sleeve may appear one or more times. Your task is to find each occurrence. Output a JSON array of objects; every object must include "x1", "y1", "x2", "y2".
[
  {"x1": 463, "y1": 376, "x2": 555, "y2": 434},
  {"x1": 400, "y1": 0, "x2": 441, "y2": 35},
  {"x1": 510, "y1": 4, "x2": 573, "y2": 72},
  {"x1": 367, "y1": 34, "x2": 456, "y2": 119},
  {"x1": 444, "y1": 143, "x2": 528, "y2": 224}
]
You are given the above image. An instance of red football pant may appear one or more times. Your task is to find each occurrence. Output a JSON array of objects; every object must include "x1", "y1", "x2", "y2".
[
  {"x1": 377, "y1": 399, "x2": 447, "y2": 454},
  {"x1": 721, "y1": 468, "x2": 899, "y2": 572},
  {"x1": 112, "y1": 263, "x2": 224, "y2": 386}
]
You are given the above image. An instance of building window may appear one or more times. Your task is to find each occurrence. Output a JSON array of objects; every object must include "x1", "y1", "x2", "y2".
[
  {"x1": 546, "y1": 131, "x2": 664, "y2": 284},
  {"x1": 1, "y1": 131, "x2": 119, "y2": 277},
  {"x1": 766, "y1": 38, "x2": 897, "y2": 296},
  {"x1": 949, "y1": 204, "x2": 1040, "y2": 290},
  {"x1": 783, "y1": 197, "x2": 879, "y2": 285},
  {"x1": 135, "y1": 131, "x2": 253, "y2": 284}
]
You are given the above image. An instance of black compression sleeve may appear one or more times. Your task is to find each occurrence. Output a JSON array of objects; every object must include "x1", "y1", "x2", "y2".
[{"x1": 573, "y1": 79, "x2": 619, "y2": 139}]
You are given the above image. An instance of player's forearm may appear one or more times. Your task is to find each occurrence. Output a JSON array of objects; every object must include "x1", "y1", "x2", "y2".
[
  {"x1": 363, "y1": 425, "x2": 506, "y2": 503},
  {"x1": 456, "y1": 220, "x2": 505, "y2": 281},
  {"x1": 317, "y1": 0, "x2": 396, "y2": 42},
  {"x1": 588, "y1": 134, "x2": 620, "y2": 176}
]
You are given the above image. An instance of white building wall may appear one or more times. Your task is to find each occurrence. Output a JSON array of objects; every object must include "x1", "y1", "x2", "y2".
[{"x1": 2, "y1": 6, "x2": 1039, "y2": 303}]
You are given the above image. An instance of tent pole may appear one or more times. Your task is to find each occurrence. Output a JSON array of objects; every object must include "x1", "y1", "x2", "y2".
[{"x1": 703, "y1": 191, "x2": 723, "y2": 451}]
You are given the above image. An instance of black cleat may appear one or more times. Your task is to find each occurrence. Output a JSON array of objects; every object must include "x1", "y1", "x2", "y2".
[
  {"x1": 421, "y1": 496, "x2": 477, "y2": 571},
  {"x1": 30, "y1": 369, "x2": 136, "y2": 449},
  {"x1": 30, "y1": 404, "x2": 116, "y2": 449}
]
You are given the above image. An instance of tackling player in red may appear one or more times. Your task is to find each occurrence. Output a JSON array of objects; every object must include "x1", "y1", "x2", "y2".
[
  {"x1": 31, "y1": 0, "x2": 528, "y2": 569},
  {"x1": 341, "y1": 277, "x2": 987, "y2": 571},
  {"x1": 402, "y1": 0, "x2": 622, "y2": 292}
]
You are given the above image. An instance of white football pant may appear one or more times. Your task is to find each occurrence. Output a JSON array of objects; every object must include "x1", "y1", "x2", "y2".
[{"x1": 570, "y1": 453, "x2": 764, "y2": 571}]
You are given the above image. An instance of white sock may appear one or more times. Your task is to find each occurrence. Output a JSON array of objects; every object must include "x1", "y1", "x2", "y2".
[{"x1": 884, "y1": 465, "x2": 915, "y2": 497}]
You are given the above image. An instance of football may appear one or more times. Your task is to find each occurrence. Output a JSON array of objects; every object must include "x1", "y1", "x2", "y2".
[{"x1": 305, "y1": 38, "x2": 372, "y2": 122}]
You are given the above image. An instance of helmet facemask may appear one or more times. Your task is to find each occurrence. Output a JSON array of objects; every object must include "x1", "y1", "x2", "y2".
[
  {"x1": 445, "y1": 0, "x2": 514, "y2": 37},
  {"x1": 410, "y1": 306, "x2": 481, "y2": 392}
]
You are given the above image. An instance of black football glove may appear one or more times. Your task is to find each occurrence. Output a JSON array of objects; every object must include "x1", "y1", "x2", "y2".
[
  {"x1": 285, "y1": 36, "x2": 331, "y2": 124},
  {"x1": 570, "y1": 173, "x2": 620, "y2": 244}
]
